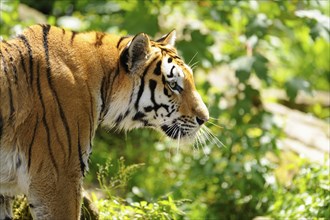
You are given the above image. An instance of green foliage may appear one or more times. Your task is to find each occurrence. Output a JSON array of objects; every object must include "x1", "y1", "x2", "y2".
[
  {"x1": 95, "y1": 196, "x2": 185, "y2": 220},
  {"x1": 269, "y1": 162, "x2": 330, "y2": 219},
  {"x1": 0, "y1": 0, "x2": 19, "y2": 38},
  {"x1": 95, "y1": 158, "x2": 185, "y2": 219},
  {"x1": 97, "y1": 157, "x2": 145, "y2": 198},
  {"x1": 285, "y1": 77, "x2": 312, "y2": 101}
]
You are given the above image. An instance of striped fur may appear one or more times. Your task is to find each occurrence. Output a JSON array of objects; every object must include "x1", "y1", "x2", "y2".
[{"x1": 0, "y1": 25, "x2": 208, "y2": 219}]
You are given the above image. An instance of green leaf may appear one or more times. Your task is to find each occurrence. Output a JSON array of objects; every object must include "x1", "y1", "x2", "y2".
[
  {"x1": 246, "y1": 13, "x2": 271, "y2": 38},
  {"x1": 285, "y1": 78, "x2": 312, "y2": 101},
  {"x1": 231, "y1": 56, "x2": 255, "y2": 82},
  {"x1": 253, "y1": 53, "x2": 271, "y2": 85}
]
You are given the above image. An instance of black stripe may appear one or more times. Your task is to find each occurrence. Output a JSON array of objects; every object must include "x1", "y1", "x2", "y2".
[
  {"x1": 176, "y1": 85, "x2": 183, "y2": 93},
  {"x1": 105, "y1": 69, "x2": 119, "y2": 114},
  {"x1": 100, "y1": 75, "x2": 107, "y2": 115},
  {"x1": 162, "y1": 75, "x2": 166, "y2": 84},
  {"x1": 154, "y1": 60, "x2": 162, "y2": 75},
  {"x1": 166, "y1": 108, "x2": 176, "y2": 117},
  {"x1": 147, "y1": 79, "x2": 170, "y2": 116},
  {"x1": 149, "y1": 79, "x2": 160, "y2": 114},
  {"x1": 1, "y1": 50, "x2": 9, "y2": 72},
  {"x1": 160, "y1": 47, "x2": 180, "y2": 57},
  {"x1": 3, "y1": 47, "x2": 18, "y2": 83},
  {"x1": 134, "y1": 57, "x2": 159, "y2": 110},
  {"x1": 144, "y1": 106, "x2": 153, "y2": 112},
  {"x1": 43, "y1": 116, "x2": 59, "y2": 175},
  {"x1": 7, "y1": 81, "x2": 15, "y2": 118},
  {"x1": 95, "y1": 32, "x2": 105, "y2": 47},
  {"x1": 28, "y1": 115, "x2": 38, "y2": 171},
  {"x1": 117, "y1": 80, "x2": 136, "y2": 122},
  {"x1": 62, "y1": 28, "x2": 65, "y2": 35},
  {"x1": 71, "y1": 31, "x2": 77, "y2": 45},
  {"x1": 133, "y1": 112, "x2": 146, "y2": 121},
  {"x1": 9, "y1": 58, "x2": 18, "y2": 84},
  {"x1": 36, "y1": 61, "x2": 59, "y2": 175},
  {"x1": 88, "y1": 116, "x2": 93, "y2": 146},
  {"x1": 2, "y1": 40, "x2": 12, "y2": 47},
  {"x1": 53, "y1": 117, "x2": 67, "y2": 161},
  {"x1": 42, "y1": 24, "x2": 73, "y2": 158},
  {"x1": 99, "y1": 68, "x2": 119, "y2": 121},
  {"x1": 18, "y1": 35, "x2": 33, "y2": 86},
  {"x1": 1, "y1": 55, "x2": 15, "y2": 117},
  {"x1": 149, "y1": 79, "x2": 157, "y2": 94},
  {"x1": 117, "y1": 36, "x2": 129, "y2": 48},
  {"x1": 164, "y1": 87, "x2": 171, "y2": 98},
  {"x1": 77, "y1": 123, "x2": 86, "y2": 176},
  {"x1": 115, "y1": 110, "x2": 130, "y2": 125},
  {"x1": 87, "y1": 86, "x2": 94, "y2": 141},
  {"x1": 168, "y1": 66, "x2": 175, "y2": 78},
  {"x1": 12, "y1": 43, "x2": 27, "y2": 74}
]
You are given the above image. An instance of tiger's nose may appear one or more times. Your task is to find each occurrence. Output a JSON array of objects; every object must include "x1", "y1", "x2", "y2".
[
  {"x1": 194, "y1": 107, "x2": 209, "y2": 125},
  {"x1": 196, "y1": 117, "x2": 208, "y2": 125},
  {"x1": 191, "y1": 91, "x2": 209, "y2": 125}
]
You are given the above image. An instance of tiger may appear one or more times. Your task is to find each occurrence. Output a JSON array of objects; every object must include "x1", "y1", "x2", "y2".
[{"x1": 0, "y1": 24, "x2": 209, "y2": 219}]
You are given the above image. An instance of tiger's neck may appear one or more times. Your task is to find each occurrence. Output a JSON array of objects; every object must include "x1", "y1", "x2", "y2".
[
  {"x1": 70, "y1": 30, "x2": 138, "y2": 130},
  {"x1": 49, "y1": 27, "x2": 138, "y2": 132}
]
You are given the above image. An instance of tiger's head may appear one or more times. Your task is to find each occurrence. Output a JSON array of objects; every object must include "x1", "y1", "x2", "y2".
[{"x1": 106, "y1": 30, "x2": 209, "y2": 142}]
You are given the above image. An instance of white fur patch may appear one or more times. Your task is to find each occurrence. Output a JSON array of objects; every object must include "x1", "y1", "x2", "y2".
[
  {"x1": 0, "y1": 148, "x2": 30, "y2": 196},
  {"x1": 162, "y1": 56, "x2": 185, "y2": 91}
]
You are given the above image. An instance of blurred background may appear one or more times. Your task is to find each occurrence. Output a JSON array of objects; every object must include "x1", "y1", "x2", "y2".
[{"x1": 1, "y1": 0, "x2": 329, "y2": 219}]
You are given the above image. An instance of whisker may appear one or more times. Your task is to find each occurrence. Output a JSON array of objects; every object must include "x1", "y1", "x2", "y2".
[
  {"x1": 197, "y1": 134, "x2": 207, "y2": 156},
  {"x1": 209, "y1": 116, "x2": 220, "y2": 121},
  {"x1": 159, "y1": 123, "x2": 175, "y2": 141},
  {"x1": 171, "y1": 125, "x2": 179, "y2": 140},
  {"x1": 192, "y1": 130, "x2": 202, "y2": 152},
  {"x1": 206, "y1": 120, "x2": 224, "y2": 129},
  {"x1": 190, "y1": 61, "x2": 200, "y2": 70},
  {"x1": 176, "y1": 127, "x2": 181, "y2": 154},
  {"x1": 202, "y1": 126, "x2": 226, "y2": 148},
  {"x1": 200, "y1": 127, "x2": 211, "y2": 147},
  {"x1": 197, "y1": 129, "x2": 214, "y2": 155},
  {"x1": 195, "y1": 130, "x2": 205, "y2": 151},
  {"x1": 167, "y1": 125, "x2": 177, "y2": 139},
  {"x1": 187, "y1": 52, "x2": 198, "y2": 67}
]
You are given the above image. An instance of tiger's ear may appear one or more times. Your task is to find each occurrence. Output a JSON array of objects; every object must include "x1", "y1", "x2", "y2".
[
  {"x1": 156, "y1": 30, "x2": 176, "y2": 46},
  {"x1": 125, "y1": 33, "x2": 151, "y2": 74}
]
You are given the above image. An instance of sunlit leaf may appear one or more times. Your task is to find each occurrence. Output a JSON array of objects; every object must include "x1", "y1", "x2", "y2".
[{"x1": 285, "y1": 77, "x2": 312, "y2": 101}]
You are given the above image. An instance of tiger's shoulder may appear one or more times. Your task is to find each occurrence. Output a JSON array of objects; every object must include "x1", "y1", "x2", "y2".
[{"x1": 0, "y1": 25, "x2": 130, "y2": 142}]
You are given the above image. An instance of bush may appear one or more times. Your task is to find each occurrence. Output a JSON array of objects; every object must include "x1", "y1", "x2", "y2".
[
  {"x1": 94, "y1": 158, "x2": 186, "y2": 219},
  {"x1": 269, "y1": 161, "x2": 330, "y2": 219}
]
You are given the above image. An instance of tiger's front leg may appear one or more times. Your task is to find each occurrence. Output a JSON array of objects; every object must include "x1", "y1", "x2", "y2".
[
  {"x1": 27, "y1": 170, "x2": 83, "y2": 220},
  {"x1": 0, "y1": 195, "x2": 13, "y2": 220}
]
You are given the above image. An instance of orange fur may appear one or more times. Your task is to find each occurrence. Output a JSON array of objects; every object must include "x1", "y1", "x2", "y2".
[{"x1": 0, "y1": 25, "x2": 208, "y2": 219}]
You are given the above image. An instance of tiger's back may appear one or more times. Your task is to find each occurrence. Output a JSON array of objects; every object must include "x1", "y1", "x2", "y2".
[{"x1": 0, "y1": 24, "x2": 209, "y2": 219}]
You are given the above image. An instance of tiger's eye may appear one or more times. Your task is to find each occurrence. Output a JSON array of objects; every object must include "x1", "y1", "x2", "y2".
[
  {"x1": 169, "y1": 81, "x2": 176, "y2": 89},
  {"x1": 168, "y1": 57, "x2": 173, "y2": 63}
]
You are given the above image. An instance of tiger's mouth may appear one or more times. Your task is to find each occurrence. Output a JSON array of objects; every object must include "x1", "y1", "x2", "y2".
[{"x1": 160, "y1": 124, "x2": 198, "y2": 140}]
